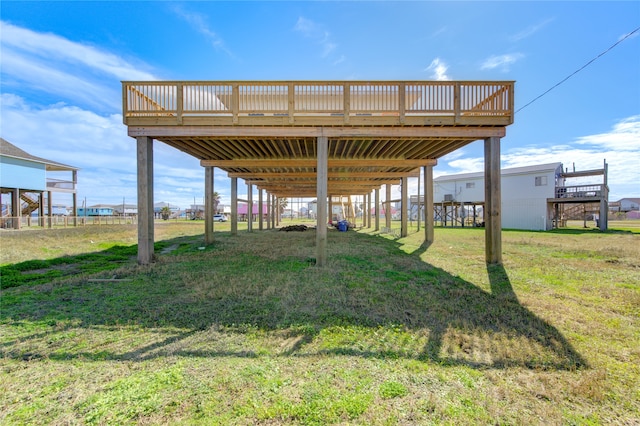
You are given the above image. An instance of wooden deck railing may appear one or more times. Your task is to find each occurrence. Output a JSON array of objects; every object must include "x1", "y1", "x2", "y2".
[
  {"x1": 122, "y1": 80, "x2": 514, "y2": 126},
  {"x1": 555, "y1": 184, "x2": 609, "y2": 199},
  {"x1": 46, "y1": 178, "x2": 76, "y2": 192}
]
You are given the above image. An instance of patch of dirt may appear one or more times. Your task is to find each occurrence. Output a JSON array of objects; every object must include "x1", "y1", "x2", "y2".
[
  {"x1": 279, "y1": 225, "x2": 312, "y2": 232},
  {"x1": 160, "y1": 244, "x2": 180, "y2": 254}
]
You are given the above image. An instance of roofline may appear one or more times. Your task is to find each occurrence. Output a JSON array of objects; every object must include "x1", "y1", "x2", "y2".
[
  {"x1": 434, "y1": 162, "x2": 562, "y2": 182},
  {"x1": 1, "y1": 153, "x2": 80, "y2": 171}
]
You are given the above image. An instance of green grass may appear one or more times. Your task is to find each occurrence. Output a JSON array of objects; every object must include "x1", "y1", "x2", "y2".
[{"x1": 1, "y1": 221, "x2": 639, "y2": 424}]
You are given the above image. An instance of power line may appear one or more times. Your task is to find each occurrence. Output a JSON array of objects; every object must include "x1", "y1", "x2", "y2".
[{"x1": 516, "y1": 26, "x2": 640, "y2": 114}]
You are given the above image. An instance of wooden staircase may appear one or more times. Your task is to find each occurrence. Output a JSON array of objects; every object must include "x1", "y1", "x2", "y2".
[
  {"x1": 561, "y1": 202, "x2": 601, "y2": 220},
  {"x1": 20, "y1": 193, "x2": 40, "y2": 216},
  {"x1": 332, "y1": 195, "x2": 357, "y2": 224}
]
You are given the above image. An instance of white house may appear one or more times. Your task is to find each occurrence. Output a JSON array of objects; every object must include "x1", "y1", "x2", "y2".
[
  {"x1": 616, "y1": 198, "x2": 640, "y2": 212},
  {"x1": 434, "y1": 163, "x2": 563, "y2": 231}
]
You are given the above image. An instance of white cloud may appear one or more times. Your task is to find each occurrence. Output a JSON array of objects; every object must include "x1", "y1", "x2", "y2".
[
  {"x1": 294, "y1": 17, "x2": 342, "y2": 61},
  {"x1": 0, "y1": 21, "x2": 158, "y2": 111},
  {"x1": 171, "y1": 6, "x2": 233, "y2": 56},
  {"x1": 424, "y1": 58, "x2": 450, "y2": 81},
  {"x1": 447, "y1": 157, "x2": 485, "y2": 174},
  {"x1": 510, "y1": 18, "x2": 555, "y2": 42},
  {"x1": 439, "y1": 115, "x2": 640, "y2": 200},
  {"x1": 294, "y1": 17, "x2": 317, "y2": 36},
  {"x1": 574, "y1": 115, "x2": 640, "y2": 151},
  {"x1": 0, "y1": 94, "x2": 203, "y2": 208},
  {"x1": 0, "y1": 21, "x2": 156, "y2": 80},
  {"x1": 480, "y1": 53, "x2": 524, "y2": 72}
]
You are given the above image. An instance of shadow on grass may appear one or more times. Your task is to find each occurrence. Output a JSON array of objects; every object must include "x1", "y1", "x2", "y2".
[{"x1": 1, "y1": 230, "x2": 587, "y2": 370}]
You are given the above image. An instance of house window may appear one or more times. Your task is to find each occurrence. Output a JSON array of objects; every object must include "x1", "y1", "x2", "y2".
[
  {"x1": 466, "y1": 182, "x2": 475, "y2": 189},
  {"x1": 444, "y1": 194, "x2": 454, "y2": 201},
  {"x1": 535, "y1": 176, "x2": 548, "y2": 186}
]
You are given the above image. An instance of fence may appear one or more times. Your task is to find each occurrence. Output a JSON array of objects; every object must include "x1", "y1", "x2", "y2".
[{"x1": 1, "y1": 215, "x2": 139, "y2": 229}]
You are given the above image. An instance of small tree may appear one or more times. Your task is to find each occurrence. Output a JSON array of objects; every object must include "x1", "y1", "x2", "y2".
[
  {"x1": 213, "y1": 191, "x2": 221, "y2": 213},
  {"x1": 278, "y1": 198, "x2": 288, "y2": 215},
  {"x1": 160, "y1": 206, "x2": 171, "y2": 220}
]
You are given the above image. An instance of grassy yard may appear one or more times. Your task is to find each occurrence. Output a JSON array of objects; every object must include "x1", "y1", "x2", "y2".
[{"x1": 1, "y1": 221, "x2": 639, "y2": 425}]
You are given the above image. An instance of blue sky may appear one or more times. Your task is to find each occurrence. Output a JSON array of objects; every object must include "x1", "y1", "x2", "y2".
[{"x1": 1, "y1": 1, "x2": 638, "y2": 209}]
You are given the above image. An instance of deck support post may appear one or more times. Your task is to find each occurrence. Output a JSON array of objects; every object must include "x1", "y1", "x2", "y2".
[
  {"x1": 267, "y1": 193, "x2": 272, "y2": 229},
  {"x1": 385, "y1": 184, "x2": 392, "y2": 229},
  {"x1": 231, "y1": 177, "x2": 238, "y2": 235},
  {"x1": 47, "y1": 191, "x2": 52, "y2": 229},
  {"x1": 12, "y1": 189, "x2": 20, "y2": 229},
  {"x1": 401, "y1": 176, "x2": 408, "y2": 237},
  {"x1": 416, "y1": 175, "x2": 421, "y2": 232},
  {"x1": 258, "y1": 188, "x2": 264, "y2": 230},
  {"x1": 271, "y1": 194, "x2": 276, "y2": 228},
  {"x1": 599, "y1": 199, "x2": 608, "y2": 231},
  {"x1": 328, "y1": 195, "x2": 333, "y2": 223},
  {"x1": 264, "y1": 191, "x2": 269, "y2": 229},
  {"x1": 374, "y1": 188, "x2": 380, "y2": 231},
  {"x1": 204, "y1": 166, "x2": 214, "y2": 244},
  {"x1": 136, "y1": 136, "x2": 154, "y2": 265},
  {"x1": 72, "y1": 170, "x2": 78, "y2": 226},
  {"x1": 248, "y1": 183, "x2": 253, "y2": 232},
  {"x1": 484, "y1": 136, "x2": 502, "y2": 264},
  {"x1": 367, "y1": 192, "x2": 372, "y2": 228},
  {"x1": 424, "y1": 165, "x2": 434, "y2": 244},
  {"x1": 316, "y1": 135, "x2": 328, "y2": 267},
  {"x1": 38, "y1": 192, "x2": 45, "y2": 227}
]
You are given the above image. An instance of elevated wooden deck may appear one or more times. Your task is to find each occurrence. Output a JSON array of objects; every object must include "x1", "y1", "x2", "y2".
[
  {"x1": 123, "y1": 80, "x2": 514, "y2": 127},
  {"x1": 122, "y1": 80, "x2": 513, "y2": 198},
  {"x1": 124, "y1": 80, "x2": 514, "y2": 265}
]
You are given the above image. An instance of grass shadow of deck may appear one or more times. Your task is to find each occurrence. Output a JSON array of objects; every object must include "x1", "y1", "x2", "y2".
[{"x1": 1, "y1": 229, "x2": 587, "y2": 370}]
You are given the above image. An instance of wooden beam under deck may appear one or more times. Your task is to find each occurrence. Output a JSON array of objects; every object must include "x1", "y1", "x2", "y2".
[
  {"x1": 228, "y1": 170, "x2": 420, "y2": 179},
  {"x1": 128, "y1": 126, "x2": 506, "y2": 139},
  {"x1": 201, "y1": 159, "x2": 437, "y2": 168}
]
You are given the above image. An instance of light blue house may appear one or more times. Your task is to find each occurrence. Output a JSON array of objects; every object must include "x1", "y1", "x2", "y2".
[
  {"x1": 76, "y1": 205, "x2": 115, "y2": 216},
  {"x1": 1, "y1": 138, "x2": 79, "y2": 229}
]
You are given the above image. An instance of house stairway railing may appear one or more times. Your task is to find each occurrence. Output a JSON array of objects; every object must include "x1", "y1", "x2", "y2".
[{"x1": 20, "y1": 193, "x2": 40, "y2": 216}]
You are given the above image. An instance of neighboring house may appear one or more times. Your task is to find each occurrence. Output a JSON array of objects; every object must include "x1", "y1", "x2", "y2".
[
  {"x1": 432, "y1": 162, "x2": 609, "y2": 231},
  {"x1": 76, "y1": 205, "x2": 114, "y2": 216},
  {"x1": 434, "y1": 163, "x2": 563, "y2": 231},
  {"x1": 616, "y1": 198, "x2": 640, "y2": 212},
  {"x1": 0, "y1": 138, "x2": 79, "y2": 229},
  {"x1": 237, "y1": 203, "x2": 269, "y2": 221},
  {"x1": 51, "y1": 204, "x2": 70, "y2": 215},
  {"x1": 114, "y1": 204, "x2": 139, "y2": 216},
  {"x1": 154, "y1": 201, "x2": 180, "y2": 216}
]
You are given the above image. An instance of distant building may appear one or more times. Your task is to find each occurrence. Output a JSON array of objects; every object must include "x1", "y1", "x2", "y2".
[
  {"x1": 154, "y1": 201, "x2": 179, "y2": 218},
  {"x1": 1, "y1": 138, "x2": 79, "y2": 229},
  {"x1": 237, "y1": 203, "x2": 268, "y2": 221},
  {"x1": 76, "y1": 205, "x2": 115, "y2": 216},
  {"x1": 616, "y1": 198, "x2": 640, "y2": 212},
  {"x1": 114, "y1": 204, "x2": 138, "y2": 216},
  {"x1": 432, "y1": 162, "x2": 609, "y2": 231}
]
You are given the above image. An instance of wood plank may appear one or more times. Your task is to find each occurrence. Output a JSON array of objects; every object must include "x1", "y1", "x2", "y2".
[
  {"x1": 129, "y1": 125, "x2": 506, "y2": 139},
  {"x1": 424, "y1": 165, "x2": 434, "y2": 244},
  {"x1": 231, "y1": 177, "x2": 238, "y2": 235},
  {"x1": 233, "y1": 170, "x2": 420, "y2": 179},
  {"x1": 484, "y1": 136, "x2": 502, "y2": 265},
  {"x1": 205, "y1": 166, "x2": 214, "y2": 244},
  {"x1": 401, "y1": 176, "x2": 408, "y2": 237},
  {"x1": 136, "y1": 136, "x2": 154, "y2": 265},
  {"x1": 201, "y1": 159, "x2": 437, "y2": 168},
  {"x1": 316, "y1": 136, "x2": 328, "y2": 267}
]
